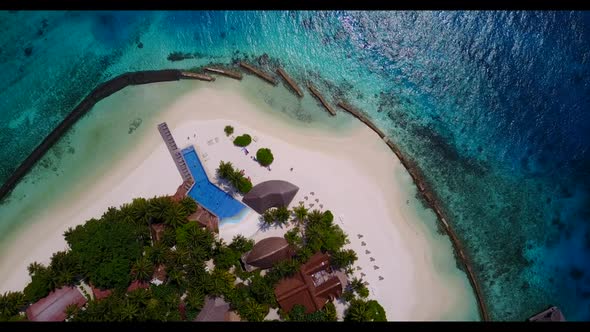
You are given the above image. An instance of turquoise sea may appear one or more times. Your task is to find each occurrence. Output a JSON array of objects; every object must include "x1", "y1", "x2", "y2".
[{"x1": 0, "y1": 11, "x2": 589, "y2": 321}]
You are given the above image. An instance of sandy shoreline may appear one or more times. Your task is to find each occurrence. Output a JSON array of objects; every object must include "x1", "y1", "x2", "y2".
[{"x1": 0, "y1": 79, "x2": 478, "y2": 320}]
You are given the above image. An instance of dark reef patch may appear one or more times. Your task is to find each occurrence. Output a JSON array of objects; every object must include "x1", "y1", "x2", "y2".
[
  {"x1": 570, "y1": 267, "x2": 584, "y2": 280},
  {"x1": 137, "y1": 42, "x2": 143, "y2": 49},
  {"x1": 24, "y1": 47, "x2": 33, "y2": 57}
]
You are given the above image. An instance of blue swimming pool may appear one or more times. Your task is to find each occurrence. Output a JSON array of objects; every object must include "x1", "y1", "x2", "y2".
[{"x1": 181, "y1": 146, "x2": 247, "y2": 220}]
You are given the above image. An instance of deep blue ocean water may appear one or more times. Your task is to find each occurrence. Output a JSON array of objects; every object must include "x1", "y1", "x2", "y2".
[{"x1": 0, "y1": 11, "x2": 589, "y2": 320}]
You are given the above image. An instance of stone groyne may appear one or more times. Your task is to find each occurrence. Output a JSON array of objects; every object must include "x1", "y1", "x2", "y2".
[
  {"x1": 238, "y1": 61, "x2": 278, "y2": 85},
  {"x1": 339, "y1": 100, "x2": 490, "y2": 321},
  {"x1": 0, "y1": 69, "x2": 183, "y2": 203},
  {"x1": 204, "y1": 67, "x2": 243, "y2": 80}
]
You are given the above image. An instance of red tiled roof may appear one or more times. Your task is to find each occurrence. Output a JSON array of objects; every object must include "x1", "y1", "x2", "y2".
[
  {"x1": 274, "y1": 252, "x2": 343, "y2": 314},
  {"x1": 26, "y1": 286, "x2": 87, "y2": 321},
  {"x1": 127, "y1": 280, "x2": 150, "y2": 292},
  {"x1": 91, "y1": 286, "x2": 112, "y2": 301}
]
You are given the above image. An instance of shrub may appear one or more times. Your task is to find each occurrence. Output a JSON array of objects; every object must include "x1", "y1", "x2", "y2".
[
  {"x1": 224, "y1": 125, "x2": 234, "y2": 136},
  {"x1": 233, "y1": 134, "x2": 252, "y2": 147},
  {"x1": 256, "y1": 148, "x2": 274, "y2": 166}
]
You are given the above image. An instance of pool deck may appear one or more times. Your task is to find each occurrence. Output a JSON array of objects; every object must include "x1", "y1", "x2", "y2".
[{"x1": 158, "y1": 122, "x2": 247, "y2": 221}]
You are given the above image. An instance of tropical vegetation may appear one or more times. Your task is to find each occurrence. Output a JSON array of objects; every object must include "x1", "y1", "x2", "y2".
[
  {"x1": 224, "y1": 125, "x2": 234, "y2": 136},
  {"x1": 233, "y1": 134, "x2": 252, "y2": 147},
  {"x1": 216, "y1": 161, "x2": 253, "y2": 194},
  {"x1": 256, "y1": 148, "x2": 274, "y2": 166},
  {"x1": 4, "y1": 193, "x2": 386, "y2": 322}
]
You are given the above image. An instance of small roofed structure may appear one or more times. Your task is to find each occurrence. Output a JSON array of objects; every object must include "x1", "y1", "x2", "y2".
[
  {"x1": 242, "y1": 180, "x2": 299, "y2": 214},
  {"x1": 528, "y1": 306, "x2": 566, "y2": 322},
  {"x1": 127, "y1": 280, "x2": 150, "y2": 293},
  {"x1": 274, "y1": 252, "x2": 344, "y2": 314},
  {"x1": 26, "y1": 286, "x2": 87, "y2": 321},
  {"x1": 241, "y1": 237, "x2": 294, "y2": 272},
  {"x1": 194, "y1": 296, "x2": 232, "y2": 321}
]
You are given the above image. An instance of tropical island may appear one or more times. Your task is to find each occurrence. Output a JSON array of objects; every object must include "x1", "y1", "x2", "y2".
[
  {"x1": 0, "y1": 62, "x2": 481, "y2": 322},
  {"x1": 0, "y1": 122, "x2": 385, "y2": 322}
]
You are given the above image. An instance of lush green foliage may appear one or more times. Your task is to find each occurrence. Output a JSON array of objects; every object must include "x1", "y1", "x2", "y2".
[
  {"x1": 224, "y1": 125, "x2": 234, "y2": 136},
  {"x1": 233, "y1": 134, "x2": 252, "y2": 147},
  {"x1": 256, "y1": 148, "x2": 274, "y2": 166},
  {"x1": 282, "y1": 303, "x2": 337, "y2": 321},
  {"x1": 262, "y1": 207, "x2": 290, "y2": 226},
  {"x1": 216, "y1": 161, "x2": 253, "y2": 194},
  {"x1": 344, "y1": 299, "x2": 387, "y2": 322},
  {"x1": 10, "y1": 192, "x2": 386, "y2": 322},
  {"x1": 213, "y1": 235, "x2": 254, "y2": 271},
  {"x1": 0, "y1": 291, "x2": 26, "y2": 321},
  {"x1": 330, "y1": 249, "x2": 358, "y2": 269}
]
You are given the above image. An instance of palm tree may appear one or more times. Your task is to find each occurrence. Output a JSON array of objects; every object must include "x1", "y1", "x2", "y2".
[
  {"x1": 292, "y1": 204, "x2": 308, "y2": 226},
  {"x1": 119, "y1": 300, "x2": 139, "y2": 321},
  {"x1": 344, "y1": 299, "x2": 370, "y2": 322},
  {"x1": 131, "y1": 198, "x2": 152, "y2": 225},
  {"x1": 274, "y1": 206, "x2": 290, "y2": 225},
  {"x1": 131, "y1": 258, "x2": 154, "y2": 282},
  {"x1": 166, "y1": 267, "x2": 185, "y2": 288},
  {"x1": 148, "y1": 243, "x2": 168, "y2": 266},
  {"x1": 127, "y1": 288, "x2": 151, "y2": 307},
  {"x1": 242, "y1": 298, "x2": 267, "y2": 322},
  {"x1": 148, "y1": 196, "x2": 172, "y2": 222},
  {"x1": 217, "y1": 161, "x2": 234, "y2": 179},
  {"x1": 262, "y1": 209, "x2": 275, "y2": 225},
  {"x1": 164, "y1": 203, "x2": 189, "y2": 229},
  {"x1": 307, "y1": 209, "x2": 324, "y2": 225},
  {"x1": 179, "y1": 197, "x2": 198, "y2": 215},
  {"x1": 27, "y1": 262, "x2": 44, "y2": 277}
]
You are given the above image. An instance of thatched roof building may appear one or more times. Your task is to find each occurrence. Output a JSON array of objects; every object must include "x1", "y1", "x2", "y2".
[
  {"x1": 241, "y1": 237, "x2": 294, "y2": 272},
  {"x1": 242, "y1": 180, "x2": 299, "y2": 214}
]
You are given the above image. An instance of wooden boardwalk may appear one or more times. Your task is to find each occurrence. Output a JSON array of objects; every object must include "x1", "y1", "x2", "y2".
[
  {"x1": 239, "y1": 61, "x2": 278, "y2": 85},
  {"x1": 308, "y1": 84, "x2": 336, "y2": 116},
  {"x1": 204, "y1": 67, "x2": 243, "y2": 80},
  {"x1": 157, "y1": 122, "x2": 193, "y2": 189},
  {"x1": 276, "y1": 67, "x2": 303, "y2": 97}
]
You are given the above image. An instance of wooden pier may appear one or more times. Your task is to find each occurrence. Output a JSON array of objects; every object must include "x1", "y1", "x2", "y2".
[
  {"x1": 276, "y1": 67, "x2": 303, "y2": 97},
  {"x1": 180, "y1": 71, "x2": 215, "y2": 82},
  {"x1": 204, "y1": 67, "x2": 243, "y2": 80},
  {"x1": 238, "y1": 61, "x2": 278, "y2": 85},
  {"x1": 157, "y1": 122, "x2": 193, "y2": 189},
  {"x1": 308, "y1": 84, "x2": 336, "y2": 116},
  {"x1": 337, "y1": 102, "x2": 386, "y2": 138}
]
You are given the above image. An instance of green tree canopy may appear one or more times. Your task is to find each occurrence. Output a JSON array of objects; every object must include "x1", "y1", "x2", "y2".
[
  {"x1": 233, "y1": 134, "x2": 252, "y2": 147},
  {"x1": 256, "y1": 148, "x2": 274, "y2": 166},
  {"x1": 224, "y1": 125, "x2": 234, "y2": 136},
  {"x1": 344, "y1": 299, "x2": 387, "y2": 322}
]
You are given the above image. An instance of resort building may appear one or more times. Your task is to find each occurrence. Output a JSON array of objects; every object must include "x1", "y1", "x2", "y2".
[
  {"x1": 26, "y1": 286, "x2": 87, "y2": 321},
  {"x1": 240, "y1": 237, "x2": 295, "y2": 272},
  {"x1": 274, "y1": 252, "x2": 345, "y2": 314},
  {"x1": 242, "y1": 180, "x2": 299, "y2": 214}
]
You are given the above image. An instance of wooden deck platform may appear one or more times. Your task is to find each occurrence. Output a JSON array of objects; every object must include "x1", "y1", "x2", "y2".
[
  {"x1": 204, "y1": 67, "x2": 243, "y2": 80},
  {"x1": 308, "y1": 84, "x2": 336, "y2": 116},
  {"x1": 276, "y1": 67, "x2": 303, "y2": 97},
  {"x1": 238, "y1": 61, "x2": 278, "y2": 85}
]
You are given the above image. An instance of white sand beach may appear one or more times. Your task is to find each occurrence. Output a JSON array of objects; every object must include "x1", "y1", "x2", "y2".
[{"x1": 0, "y1": 78, "x2": 479, "y2": 320}]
